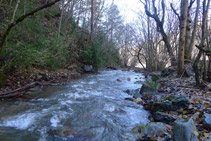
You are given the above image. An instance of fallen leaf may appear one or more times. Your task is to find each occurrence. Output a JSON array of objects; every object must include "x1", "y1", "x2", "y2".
[
  {"x1": 204, "y1": 103, "x2": 210, "y2": 108},
  {"x1": 203, "y1": 132, "x2": 209, "y2": 138}
]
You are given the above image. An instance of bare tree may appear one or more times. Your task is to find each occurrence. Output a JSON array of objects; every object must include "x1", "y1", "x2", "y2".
[
  {"x1": 193, "y1": 0, "x2": 210, "y2": 85},
  {"x1": 186, "y1": 0, "x2": 201, "y2": 60},
  {"x1": 142, "y1": 0, "x2": 176, "y2": 66},
  {"x1": 177, "y1": 0, "x2": 189, "y2": 76}
]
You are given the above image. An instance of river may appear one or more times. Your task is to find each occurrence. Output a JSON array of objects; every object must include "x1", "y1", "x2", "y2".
[{"x1": 0, "y1": 70, "x2": 149, "y2": 141}]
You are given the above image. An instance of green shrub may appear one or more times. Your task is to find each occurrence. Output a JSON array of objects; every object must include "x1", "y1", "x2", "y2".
[{"x1": 151, "y1": 73, "x2": 160, "y2": 82}]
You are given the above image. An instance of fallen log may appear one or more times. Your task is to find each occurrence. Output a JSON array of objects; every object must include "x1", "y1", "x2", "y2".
[{"x1": 0, "y1": 81, "x2": 60, "y2": 98}]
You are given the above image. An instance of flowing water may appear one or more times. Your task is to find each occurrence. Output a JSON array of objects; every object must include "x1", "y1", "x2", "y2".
[{"x1": 0, "y1": 70, "x2": 149, "y2": 141}]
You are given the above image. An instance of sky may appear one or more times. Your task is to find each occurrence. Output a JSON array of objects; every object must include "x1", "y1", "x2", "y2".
[{"x1": 114, "y1": 0, "x2": 143, "y2": 23}]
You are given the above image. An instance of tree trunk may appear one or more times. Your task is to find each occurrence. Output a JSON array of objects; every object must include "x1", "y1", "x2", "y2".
[
  {"x1": 144, "y1": 0, "x2": 176, "y2": 66},
  {"x1": 178, "y1": 0, "x2": 189, "y2": 76},
  {"x1": 208, "y1": 56, "x2": 211, "y2": 82},
  {"x1": 58, "y1": 0, "x2": 64, "y2": 39},
  {"x1": 184, "y1": 11, "x2": 191, "y2": 61},
  {"x1": 186, "y1": 0, "x2": 200, "y2": 60},
  {"x1": 90, "y1": 0, "x2": 94, "y2": 40},
  {"x1": 193, "y1": 0, "x2": 210, "y2": 85},
  {"x1": 203, "y1": 53, "x2": 207, "y2": 80}
]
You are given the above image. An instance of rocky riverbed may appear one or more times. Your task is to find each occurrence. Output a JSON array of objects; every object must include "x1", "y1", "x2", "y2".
[{"x1": 125, "y1": 68, "x2": 211, "y2": 141}]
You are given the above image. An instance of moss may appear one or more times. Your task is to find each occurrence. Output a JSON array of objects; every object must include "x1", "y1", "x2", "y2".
[
  {"x1": 132, "y1": 122, "x2": 157, "y2": 134},
  {"x1": 183, "y1": 118, "x2": 190, "y2": 123},
  {"x1": 163, "y1": 96, "x2": 180, "y2": 101},
  {"x1": 145, "y1": 81, "x2": 159, "y2": 90}
]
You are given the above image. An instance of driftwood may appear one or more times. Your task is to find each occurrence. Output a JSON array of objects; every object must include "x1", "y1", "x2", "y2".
[{"x1": 0, "y1": 81, "x2": 60, "y2": 98}]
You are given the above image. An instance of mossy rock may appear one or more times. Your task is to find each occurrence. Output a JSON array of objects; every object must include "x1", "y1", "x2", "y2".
[
  {"x1": 145, "y1": 81, "x2": 160, "y2": 90},
  {"x1": 132, "y1": 122, "x2": 171, "y2": 138},
  {"x1": 151, "y1": 96, "x2": 190, "y2": 112}
]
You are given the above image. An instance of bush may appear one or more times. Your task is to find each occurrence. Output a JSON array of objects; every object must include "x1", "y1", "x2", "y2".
[{"x1": 151, "y1": 73, "x2": 160, "y2": 82}]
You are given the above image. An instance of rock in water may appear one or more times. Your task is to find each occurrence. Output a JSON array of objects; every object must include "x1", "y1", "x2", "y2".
[
  {"x1": 203, "y1": 113, "x2": 211, "y2": 130},
  {"x1": 124, "y1": 88, "x2": 140, "y2": 98},
  {"x1": 172, "y1": 118, "x2": 198, "y2": 141},
  {"x1": 134, "y1": 98, "x2": 143, "y2": 105},
  {"x1": 83, "y1": 65, "x2": 93, "y2": 72},
  {"x1": 140, "y1": 84, "x2": 158, "y2": 95}
]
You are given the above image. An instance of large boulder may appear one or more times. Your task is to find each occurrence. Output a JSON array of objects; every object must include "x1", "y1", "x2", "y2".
[
  {"x1": 153, "y1": 112, "x2": 176, "y2": 124},
  {"x1": 83, "y1": 65, "x2": 93, "y2": 72},
  {"x1": 133, "y1": 122, "x2": 172, "y2": 138},
  {"x1": 169, "y1": 95, "x2": 190, "y2": 109},
  {"x1": 140, "y1": 82, "x2": 160, "y2": 95},
  {"x1": 203, "y1": 113, "x2": 211, "y2": 130},
  {"x1": 150, "y1": 95, "x2": 190, "y2": 112},
  {"x1": 172, "y1": 118, "x2": 198, "y2": 141}
]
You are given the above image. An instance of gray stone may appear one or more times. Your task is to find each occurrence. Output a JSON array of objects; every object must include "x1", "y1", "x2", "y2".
[
  {"x1": 171, "y1": 95, "x2": 190, "y2": 109},
  {"x1": 153, "y1": 112, "x2": 176, "y2": 124},
  {"x1": 134, "y1": 98, "x2": 143, "y2": 105},
  {"x1": 172, "y1": 118, "x2": 198, "y2": 141},
  {"x1": 151, "y1": 101, "x2": 175, "y2": 112},
  {"x1": 133, "y1": 122, "x2": 172, "y2": 138},
  {"x1": 151, "y1": 95, "x2": 190, "y2": 112},
  {"x1": 83, "y1": 65, "x2": 93, "y2": 72},
  {"x1": 203, "y1": 113, "x2": 211, "y2": 130},
  {"x1": 140, "y1": 84, "x2": 158, "y2": 95},
  {"x1": 124, "y1": 88, "x2": 141, "y2": 98}
]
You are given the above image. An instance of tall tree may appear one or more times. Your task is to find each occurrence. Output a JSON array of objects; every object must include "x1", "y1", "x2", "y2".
[
  {"x1": 142, "y1": 0, "x2": 177, "y2": 66},
  {"x1": 177, "y1": 0, "x2": 189, "y2": 76},
  {"x1": 186, "y1": 0, "x2": 200, "y2": 60},
  {"x1": 193, "y1": 0, "x2": 210, "y2": 85}
]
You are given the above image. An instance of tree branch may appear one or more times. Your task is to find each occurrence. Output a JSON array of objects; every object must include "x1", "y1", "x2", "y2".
[
  {"x1": 195, "y1": 45, "x2": 211, "y2": 56},
  {"x1": 170, "y1": 3, "x2": 180, "y2": 20},
  {"x1": 189, "y1": 0, "x2": 196, "y2": 9},
  {"x1": 161, "y1": 0, "x2": 165, "y2": 24},
  {"x1": 0, "y1": 0, "x2": 62, "y2": 53}
]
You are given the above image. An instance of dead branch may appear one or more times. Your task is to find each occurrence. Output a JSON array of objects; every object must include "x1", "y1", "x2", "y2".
[
  {"x1": 170, "y1": 3, "x2": 180, "y2": 20},
  {"x1": 0, "y1": 81, "x2": 60, "y2": 98}
]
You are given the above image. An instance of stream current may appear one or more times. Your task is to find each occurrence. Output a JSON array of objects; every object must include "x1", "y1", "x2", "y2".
[{"x1": 0, "y1": 70, "x2": 149, "y2": 140}]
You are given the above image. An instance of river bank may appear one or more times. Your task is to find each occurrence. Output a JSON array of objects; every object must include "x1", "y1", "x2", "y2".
[
  {"x1": 127, "y1": 67, "x2": 211, "y2": 141},
  {"x1": 0, "y1": 65, "x2": 85, "y2": 99},
  {"x1": 0, "y1": 65, "x2": 130, "y2": 99}
]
